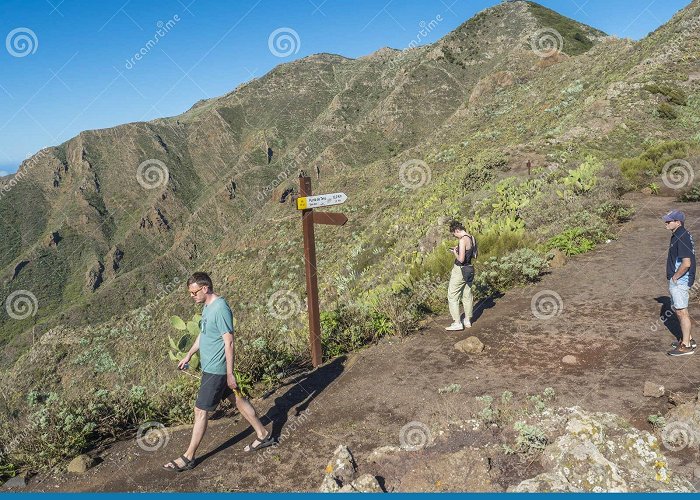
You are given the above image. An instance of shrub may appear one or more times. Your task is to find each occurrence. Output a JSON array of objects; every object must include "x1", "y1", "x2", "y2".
[
  {"x1": 657, "y1": 102, "x2": 678, "y2": 120},
  {"x1": 462, "y1": 166, "x2": 494, "y2": 193},
  {"x1": 320, "y1": 305, "x2": 387, "y2": 359},
  {"x1": 647, "y1": 414, "x2": 666, "y2": 430},
  {"x1": 639, "y1": 140, "x2": 688, "y2": 167},
  {"x1": 620, "y1": 158, "x2": 655, "y2": 184},
  {"x1": 679, "y1": 184, "x2": 700, "y2": 202},
  {"x1": 473, "y1": 248, "x2": 548, "y2": 297},
  {"x1": 473, "y1": 227, "x2": 535, "y2": 263},
  {"x1": 547, "y1": 227, "x2": 596, "y2": 255},
  {"x1": 511, "y1": 421, "x2": 548, "y2": 454},
  {"x1": 645, "y1": 84, "x2": 688, "y2": 106}
]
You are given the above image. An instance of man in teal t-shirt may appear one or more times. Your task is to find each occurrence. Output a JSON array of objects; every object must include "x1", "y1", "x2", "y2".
[{"x1": 163, "y1": 272, "x2": 274, "y2": 472}]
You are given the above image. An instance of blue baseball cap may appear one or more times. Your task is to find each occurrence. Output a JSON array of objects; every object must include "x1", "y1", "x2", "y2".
[{"x1": 663, "y1": 210, "x2": 685, "y2": 222}]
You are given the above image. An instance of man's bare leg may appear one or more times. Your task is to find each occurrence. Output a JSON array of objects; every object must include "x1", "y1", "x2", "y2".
[
  {"x1": 676, "y1": 307, "x2": 692, "y2": 347},
  {"x1": 225, "y1": 394, "x2": 269, "y2": 447},
  {"x1": 164, "y1": 406, "x2": 208, "y2": 469}
]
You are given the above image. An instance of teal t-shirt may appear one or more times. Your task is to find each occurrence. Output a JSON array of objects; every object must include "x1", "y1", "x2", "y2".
[{"x1": 199, "y1": 297, "x2": 234, "y2": 375}]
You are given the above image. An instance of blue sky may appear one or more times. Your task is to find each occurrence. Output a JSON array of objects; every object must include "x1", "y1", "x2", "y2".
[{"x1": 0, "y1": 0, "x2": 691, "y2": 175}]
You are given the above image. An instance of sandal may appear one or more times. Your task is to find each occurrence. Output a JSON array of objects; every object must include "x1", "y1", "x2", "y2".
[
  {"x1": 244, "y1": 432, "x2": 275, "y2": 452},
  {"x1": 163, "y1": 455, "x2": 196, "y2": 472}
]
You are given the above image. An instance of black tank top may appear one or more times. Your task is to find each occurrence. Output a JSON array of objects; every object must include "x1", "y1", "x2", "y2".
[{"x1": 455, "y1": 235, "x2": 476, "y2": 267}]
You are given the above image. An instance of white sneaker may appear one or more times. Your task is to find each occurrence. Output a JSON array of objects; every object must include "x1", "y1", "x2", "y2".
[
  {"x1": 463, "y1": 320, "x2": 472, "y2": 328},
  {"x1": 445, "y1": 321, "x2": 464, "y2": 331}
]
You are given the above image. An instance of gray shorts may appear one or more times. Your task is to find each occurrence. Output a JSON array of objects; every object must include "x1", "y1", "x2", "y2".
[
  {"x1": 196, "y1": 372, "x2": 233, "y2": 411},
  {"x1": 669, "y1": 279, "x2": 690, "y2": 309}
]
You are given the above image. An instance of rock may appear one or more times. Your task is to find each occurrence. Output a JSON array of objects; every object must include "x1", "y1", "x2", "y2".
[
  {"x1": 319, "y1": 445, "x2": 356, "y2": 492},
  {"x1": 454, "y1": 336, "x2": 484, "y2": 354},
  {"x1": 644, "y1": 381, "x2": 665, "y2": 398},
  {"x1": 398, "y1": 448, "x2": 500, "y2": 492},
  {"x1": 1, "y1": 472, "x2": 28, "y2": 490},
  {"x1": 547, "y1": 249, "x2": 567, "y2": 269},
  {"x1": 339, "y1": 474, "x2": 383, "y2": 493},
  {"x1": 511, "y1": 407, "x2": 694, "y2": 492},
  {"x1": 319, "y1": 475, "x2": 341, "y2": 493},
  {"x1": 562, "y1": 355, "x2": 578, "y2": 365},
  {"x1": 664, "y1": 396, "x2": 700, "y2": 451},
  {"x1": 85, "y1": 261, "x2": 104, "y2": 292},
  {"x1": 67, "y1": 454, "x2": 95, "y2": 473}
]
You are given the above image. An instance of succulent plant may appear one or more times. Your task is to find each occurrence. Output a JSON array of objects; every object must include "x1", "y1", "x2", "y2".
[{"x1": 168, "y1": 314, "x2": 202, "y2": 370}]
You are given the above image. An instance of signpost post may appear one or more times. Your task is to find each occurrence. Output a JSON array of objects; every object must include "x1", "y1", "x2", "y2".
[{"x1": 297, "y1": 176, "x2": 348, "y2": 368}]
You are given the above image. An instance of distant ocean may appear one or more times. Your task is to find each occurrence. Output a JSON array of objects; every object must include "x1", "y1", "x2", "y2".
[{"x1": 0, "y1": 164, "x2": 19, "y2": 176}]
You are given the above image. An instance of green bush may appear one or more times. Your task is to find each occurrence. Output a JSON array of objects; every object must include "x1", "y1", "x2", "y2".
[
  {"x1": 462, "y1": 166, "x2": 494, "y2": 192},
  {"x1": 547, "y1": 227, "x2": 595, "y2": 255},
  {"x1": 407, "y1": 241, "x2": 454, "y2": 284},
  {"x1": 511, "y1": 421, "x2": 548, "y2": 454},
  {"x1": 474, "y1": 228, "x2": 535, "y2": 262},
  {"x1": 679, "y1": 184, "x2": 700, "y2": 202},
  {"x1": 473, "y1": 248, "x2": 548, "y2": 297},
  {"x1": 657, "y1": 102, "x2": 678, "y2": 120},
  {"x1": 639, "y1": 140, "x2": 688, "y2": 167},
  {"x1": 645, "y1": 84, "x2": 688, "y2": 106},
  {"x1": 620, "y1": 140, "x2": 689, "y2": 186},
  {"x1": 320, "y1": 305, "x2": 386, "y2": 359}
]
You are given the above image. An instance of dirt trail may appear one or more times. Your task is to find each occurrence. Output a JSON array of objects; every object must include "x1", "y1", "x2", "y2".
[{"x1": 24, "y1": 195, "x2": 700, "y2": 492}]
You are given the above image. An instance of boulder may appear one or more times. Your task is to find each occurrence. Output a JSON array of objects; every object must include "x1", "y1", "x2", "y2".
[
  {"x1": 643, "y1": 381, "x2": 665, "y2": 398},
  {"x1": 1, "y1": 473, "x2": 28, "y2": 490},
  {"x1": 67, "y1": 454, "x2": 95, "y2": 474},
  {"x1": 398, "y1": 448, "x2": 500, "y2": 492},
  {"x1": 319, "y1": 445, "x2": 356, "y2": 492},
  {"x1": 562, "y1": 355, "x2": 578, "y2": 365},
  {"x1": 663, "y1": 394, "x2": 700, "y2": 452},
  {"x1": 547, "y1": 249, "x2": 567, "y2": 269},
  {"x1": 338, "y1": 474, "x2": 383, "y2": 493},
  {"x1": 454, "y1": 337, "x2": 484, "y2": 354},
  {"x1": 511, "y1": 408, "x2": 694, "y2": 492}
]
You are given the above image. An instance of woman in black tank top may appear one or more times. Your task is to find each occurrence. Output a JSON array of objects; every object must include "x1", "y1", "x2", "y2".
[{"x1": 446, "y1": 221, "x2": 476, "y2": 331}]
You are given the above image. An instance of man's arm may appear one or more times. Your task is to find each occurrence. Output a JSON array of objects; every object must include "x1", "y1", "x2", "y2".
[
  {"x1": 222, "y1": 332, "x2": 238, "y2": 391},
  {"x1": 673, "y1": 257, "x2": 691, "y2": 282}
]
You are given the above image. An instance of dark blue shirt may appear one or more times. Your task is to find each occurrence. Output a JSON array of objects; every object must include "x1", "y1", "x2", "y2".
[{"x1": 667, "y1": 225, "x2": 696, "y2": 287}]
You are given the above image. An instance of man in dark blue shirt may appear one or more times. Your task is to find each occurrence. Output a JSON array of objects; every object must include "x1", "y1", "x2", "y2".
[{"x1": 664, "y1": 210, "x2": 696, "y2": 356}]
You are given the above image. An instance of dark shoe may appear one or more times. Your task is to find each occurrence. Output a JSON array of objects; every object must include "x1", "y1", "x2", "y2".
[
  {"x1": 671, "y1": 339, "x2": 697, "y2": 349},
  {"x1": 163, "y1": 455, "x2": 195, "y2": 472},
  {"x1": 244, "y1": 432, "x2": 275, "y2": 452},
  {"x1": 668, "y1": 344, "x2": 696, "y2": 356}
]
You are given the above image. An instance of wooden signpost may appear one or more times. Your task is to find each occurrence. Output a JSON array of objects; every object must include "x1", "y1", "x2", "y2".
[{"x1": 297, "y1": 176, "x2": 348, "y2": 368}]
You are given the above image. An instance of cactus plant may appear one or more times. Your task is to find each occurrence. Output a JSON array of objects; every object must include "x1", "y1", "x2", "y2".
[{"x1": 168, "y1": 314, "x2": 201, "y2": 370}]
